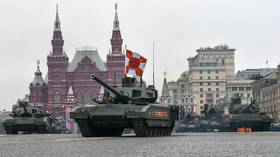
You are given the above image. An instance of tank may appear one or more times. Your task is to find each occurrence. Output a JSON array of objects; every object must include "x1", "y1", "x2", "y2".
[
  {"x1": 221, "y1": 97, "x2": 273, "y2": 131},
  {"x1": 3, "y1": 100, "x2": 60, "y2": 134},
  {"x1": 70, "y1": 74, "x2": 178, "y2": 137},
  {"x1": 175, "y1": 96, "x2": 273, "y2": 132}
]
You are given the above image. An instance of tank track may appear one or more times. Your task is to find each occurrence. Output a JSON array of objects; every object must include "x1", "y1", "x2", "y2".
[
  {"x1": 76, "y1": 119, "x2": 124, "y2": 137},
  {"x1": 76, "y1": 119, "x2": 95, "y2": 137},
  {"x1": 133, "y1": 119, "x2": 173, "y2": 137},
  {"x1": 4, "y1": 126, "x2": 18, "y2": 134}
]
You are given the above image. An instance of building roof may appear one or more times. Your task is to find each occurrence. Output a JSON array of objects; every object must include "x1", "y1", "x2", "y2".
[
  {"x1": 30, "y1": 64, "x2": 46, "y2": 86},
  {"x1": 68, "y1": 47, "x2": 107, "y2": 72}
]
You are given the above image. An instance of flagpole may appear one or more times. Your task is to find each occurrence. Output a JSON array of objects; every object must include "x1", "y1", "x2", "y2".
[
  {"x1": 153, "y1": 41, "x2": 155, "y2": 87},
  {"x1": 124, "y1": 44, "x2": 127, "y2": 79}
]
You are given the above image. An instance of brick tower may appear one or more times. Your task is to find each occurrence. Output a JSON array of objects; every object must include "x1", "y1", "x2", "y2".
[
  {"x1": 46, "y1": 5, "x2": 69, "y2": 121},
  {"x1": 29, "y1": 60, "x2": 48, "y2": 110},
  {"x1": 106, "y1": 3, "x2": 125, "y2": 86}
]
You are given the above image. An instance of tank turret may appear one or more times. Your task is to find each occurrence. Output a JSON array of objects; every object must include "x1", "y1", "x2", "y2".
[
  {"x1": 91, "y1": 74, "x2": 158, "y2": 105},
  {"x1": 91, "y1": 74, "x2": 130, "y2": 104}
]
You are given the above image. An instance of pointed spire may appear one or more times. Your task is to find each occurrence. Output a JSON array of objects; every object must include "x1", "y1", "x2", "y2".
[
  {"x1": 113, "y1": 3, "x2": 120, "y2": 30},
  {"x1": 67, "y1": 86, "x2": 74, "y2": 95},
  {"x1": 161, "y1": 72, "x2": 169, "y2": 97},
  {"x1": 51, "y1": 4, "x2": 64, "y2": 56},
  {"x1": 31, "y1": 60, "x2": 45, "y2": 86},
  {"x1": 54, "y1": 4, "x2": 61, "y2": 31},
  {"x1": 35, "y1": 59, "x2": 42, "y2": 75}
]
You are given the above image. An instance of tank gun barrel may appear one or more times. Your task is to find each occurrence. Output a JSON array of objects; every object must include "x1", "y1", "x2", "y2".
[{"x1": 91, "y1": 74, "x2": 126, "y2": 98}]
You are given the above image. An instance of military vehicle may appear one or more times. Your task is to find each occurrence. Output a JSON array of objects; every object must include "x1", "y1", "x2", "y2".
[
  {"x1": 175, "y1": 96, "x2": 273, "y2": 132},
  {"x1": 221, "y1": 97, "x2": 273, "y2": 131},
  {"x1": 70, "y1": 74, "x2": 178, "y2": 137},
  {"x1": 3, "y1": 100, "x2": 60, "y2": 134}
]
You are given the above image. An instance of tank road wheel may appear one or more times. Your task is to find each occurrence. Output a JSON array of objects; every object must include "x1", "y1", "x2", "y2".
[
  {"x1": 76, "y1": 119, "x2": 95, "y2": 137},
  {"x1": 133, "y1": 119, "x2": 149, "y2": 137}
]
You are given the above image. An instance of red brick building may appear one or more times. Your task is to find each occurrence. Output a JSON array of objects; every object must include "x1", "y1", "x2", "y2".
[{"x1": 29, "y1": 5, "x2": 125, "y2": 130}]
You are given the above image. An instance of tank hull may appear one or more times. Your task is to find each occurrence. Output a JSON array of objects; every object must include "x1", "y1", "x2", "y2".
[
  {"x1": 3, "y1": 118, "x2": 57, "y2": 134},
  {"x1": 70, "y1": 104, "x2": 178, "y2": 137},
  {"x1": 221, "y1": 114, "x2": 272, "y2": 132}
]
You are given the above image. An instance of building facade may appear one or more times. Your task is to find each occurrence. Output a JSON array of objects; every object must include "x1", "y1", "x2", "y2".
[
  {"x1": 159, "y1": 72, "x2": 195, "y2": 123},
  {"x1": 28, "y1": 5, "x2": 125, "y2": 129},
  {"x1": 252, "y1": 65, "x2": 280, "y2": 122},
  {"x1": 187, "y1": 44, "x2": 235, "y2": 114},
  {"x1": 226, "y1": 80, "x2": 253, "y2": 105}
]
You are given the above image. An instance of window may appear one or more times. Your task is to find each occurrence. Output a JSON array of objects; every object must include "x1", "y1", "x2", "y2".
[
  {"x1": 205, "y1": 63, "x2": 212, "y2": 67},
  {"x1": 232, "y1": 87, "x2": 237, "y2": 91},
  {"x1": 216, "y1": 70, "x2": 219, "y2": 74},
  {"x1": 54, "y1": 91, "x2": 60, "y2": 103},
  {"x1": 246, "y1": 87, "x2": 252, "y2": 91},
  {"x1": 239, "y1": 87, "x2": 244, "y2": 91},
  {"x1": 200, "y1": 94, "x2": 203, "y2": 98},
  {"x1": 216, "y1": 94, "x2": 220, "y2": 97},
  {"x1": 216, "y1": 76, "x2": 219, "y2": 79},
  {"x1": 247, "y1": 93, "x2": 251, "y2": 97},
  {"x1": 208, "y1": 76, "x2": 211, "y2": 80},
  {"x1": 213, "y1": 63, "x2": 218, "y2": 67},
  {"x1": 240, "y1": 93, "x2": 244, "y2": 97},
  {"x1": 222, "y1": 59, "x2": 225, "y2": 64},
  {"x1": 216, "y1": 88, "x2": 219, "y2": 92},
  {"x1": 208, "y1": 82, "x2": 211, "y2": 86},
  {"x1": 200, "y1": 82, "x2": 203, "y2": 86},
  {"x1": 200, "y1": 70, "x2": 203, "y2": 74},
  {"x1": 208, "y1": 88, "x2": 211, "y2": 92},
  {"x1": 199, "y1": 63, "x2": 205, "y2": 67},
  {"x1": 200, "y1": 100, "x2": 204, "y2": 104},
  {"x1": 216, "y1": 82, "x2": 219, "y2": 86},
  {"x1": 181, "y1": 84, "x2": 184, "y2": 88},
  {"x1": 181, "y1": 98, "x2": 184, "y2": 103},
  {"x1": 200, "y1": 76, "x2": 203, "y2": 80},
  {"x1": 208, "y1": 70, "x2": 211, "y2": 74},
  {"x1": 200, "y1": 88, "x2": 203, "y2": 92}
]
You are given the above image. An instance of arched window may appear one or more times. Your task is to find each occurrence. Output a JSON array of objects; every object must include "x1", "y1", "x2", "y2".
[{"x1": 54, "y1": 91, "x2": 60, "y2": 103}]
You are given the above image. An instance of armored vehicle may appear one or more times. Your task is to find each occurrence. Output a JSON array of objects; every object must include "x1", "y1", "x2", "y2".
[
  {"x1": 175, "y1": 96, "x2": 273, "y2": 132},
  {"x1": 70, "y1": 74, "x2": 178, "y2": 137},
  {"x1": 222, "y1": 97, "x2": 273, "y2": 131},
  {"x1": 3, "y1": 100, "x2": 60, "y2": 134}
]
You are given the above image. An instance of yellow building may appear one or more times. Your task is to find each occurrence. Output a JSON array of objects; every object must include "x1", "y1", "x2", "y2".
[{"x1": 187, "y1": 44, "x2": 235, "y2": 114}]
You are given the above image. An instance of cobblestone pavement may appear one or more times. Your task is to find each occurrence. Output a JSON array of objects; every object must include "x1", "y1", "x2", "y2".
[{"x1": 0, "y1": 132, "x2": 279, "y2": 157}]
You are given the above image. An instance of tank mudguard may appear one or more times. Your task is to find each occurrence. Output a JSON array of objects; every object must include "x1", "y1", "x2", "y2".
[{"x1": 70, "y1": 106, "x2": 90, "y2": 119}]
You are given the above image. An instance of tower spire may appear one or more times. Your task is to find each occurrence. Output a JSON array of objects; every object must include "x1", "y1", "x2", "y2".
[
  {"x1": 113, "y1": 3, "x2": 120, "y2": 30},
  {"x1": 51, "y1": 4, "x2": 64, "y2": 56},
  {"x1": 54, "y1": 4, "x2": 61, "y2": 31},
  {"x1": 110, "y1": 3, "x2": 123, "y2": 54}
]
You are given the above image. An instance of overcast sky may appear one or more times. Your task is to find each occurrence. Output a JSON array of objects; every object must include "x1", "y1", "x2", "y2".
[{"x1": 0, "y1": 0, "x2": 280, "y2": 110}]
